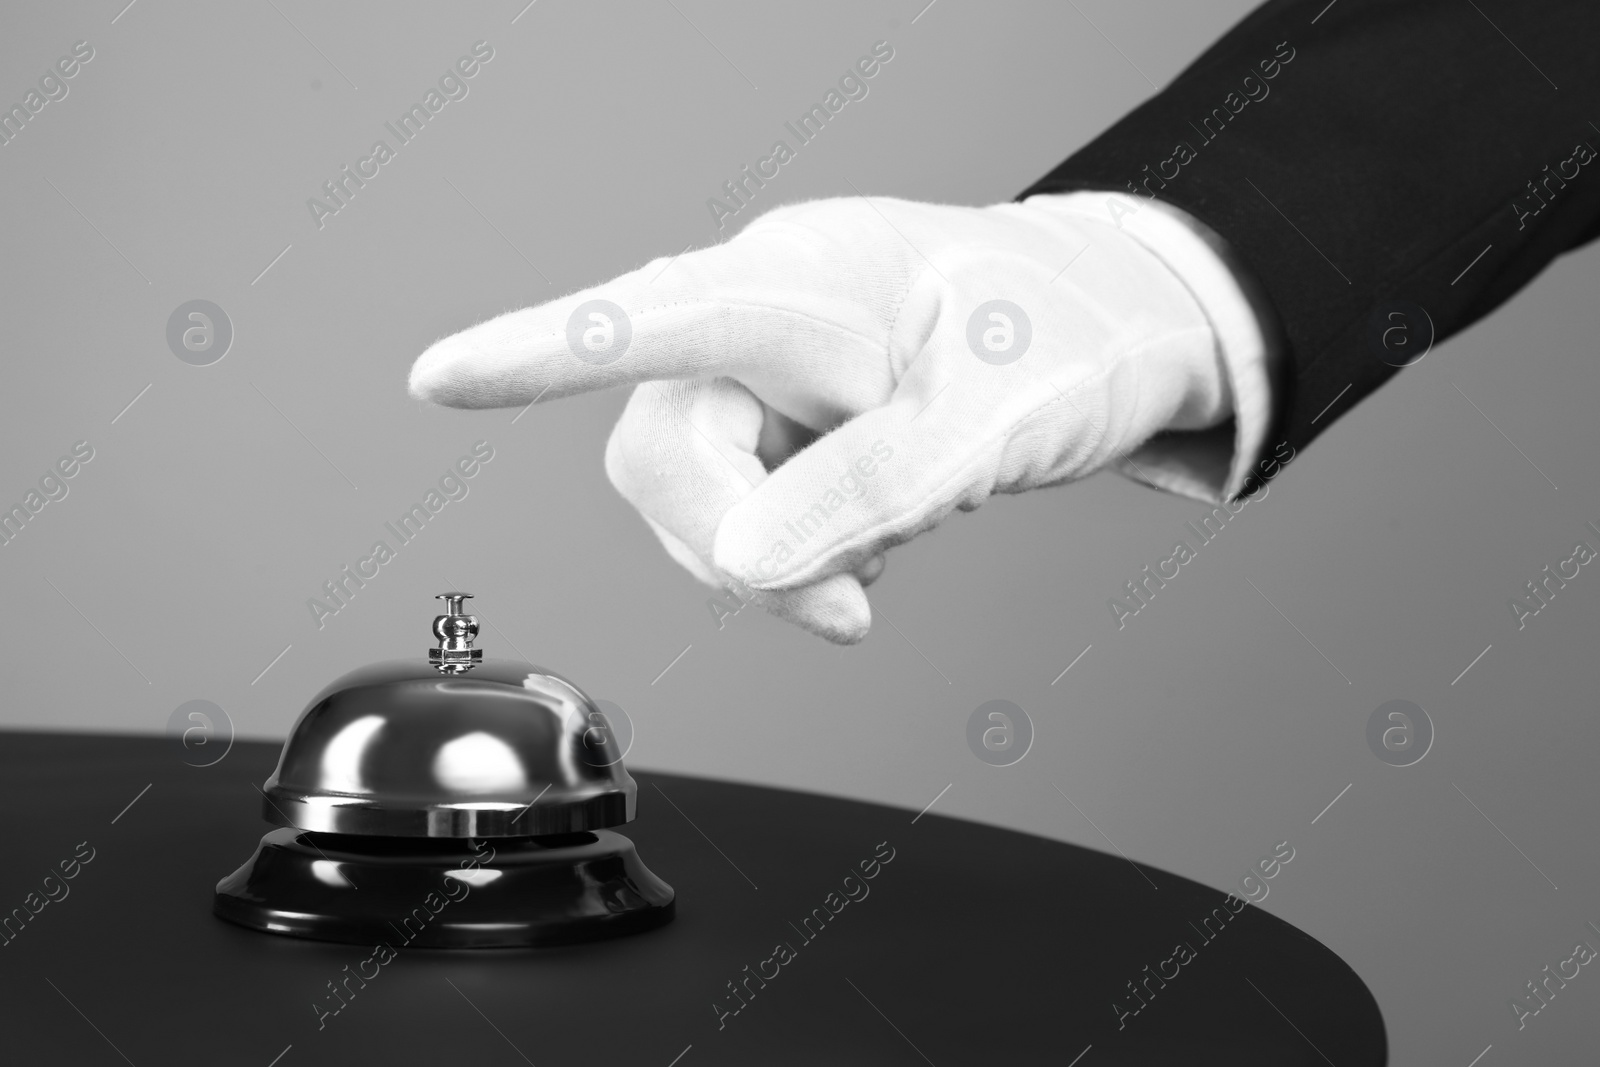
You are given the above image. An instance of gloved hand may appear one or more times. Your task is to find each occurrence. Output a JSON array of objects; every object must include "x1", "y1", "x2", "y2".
[{"x1": 409, "y1": 194, "x2": 1245, "y2": 644}]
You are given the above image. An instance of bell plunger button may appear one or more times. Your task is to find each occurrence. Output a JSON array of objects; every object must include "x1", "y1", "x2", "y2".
[{"x1": 429, "y1": 591, "x2": 482, "y2": 671}]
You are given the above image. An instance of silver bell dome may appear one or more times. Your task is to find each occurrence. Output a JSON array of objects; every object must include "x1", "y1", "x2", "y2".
[{"x1": 261, "y1": 593, "x2": 633, "y2": 837}]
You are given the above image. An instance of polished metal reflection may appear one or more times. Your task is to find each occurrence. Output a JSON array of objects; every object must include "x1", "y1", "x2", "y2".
[
  {"x1": 215, "y1": 827, "x2": 675, "y2": 947},
  {"x1": 429, "y1": 591, "x2": 483, "y2": 672},
  {"x1": 264, "y1": 659, "x2": 634, "y2": 836},
  {"x1": 263, "y1": 591, "x2": 635, "y2": 837},
  {"x1": 219, "y1": 591, "x2": 673, "y2": 948}
]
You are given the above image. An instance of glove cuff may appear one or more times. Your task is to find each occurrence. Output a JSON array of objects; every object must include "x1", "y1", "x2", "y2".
[{"x1": 1023, "y1": 191, "x2": 1283, "y2": 503}]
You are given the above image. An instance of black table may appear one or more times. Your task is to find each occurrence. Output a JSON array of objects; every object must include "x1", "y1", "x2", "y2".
[{"x1": 0, "y1": 733, "x2": 1385, "y2": 1064}]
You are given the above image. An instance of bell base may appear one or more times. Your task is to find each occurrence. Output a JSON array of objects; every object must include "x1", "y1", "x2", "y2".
[{"x1": 214, "y1": 827, "x2": 674, "y2": 948}]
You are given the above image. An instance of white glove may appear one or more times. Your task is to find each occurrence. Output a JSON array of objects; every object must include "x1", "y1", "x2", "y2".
[{"x1": 409, "y1": 193, "x2": 1268, "y2": 644}]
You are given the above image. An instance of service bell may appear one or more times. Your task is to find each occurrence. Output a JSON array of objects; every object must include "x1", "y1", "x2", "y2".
[{"x1": 213, "y1": 593, "x2": 675, "y2": 947}]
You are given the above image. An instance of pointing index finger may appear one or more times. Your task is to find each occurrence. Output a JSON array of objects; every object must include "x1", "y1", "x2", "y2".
[
  {"x1": 408, "y1": 240, "x2": 789, "y2": 409},
  {"x1": 409, "y1": 255, "x2": 699, "y2": 408},
  {"x1": 410, "y1": 217, "x2": 888, "y2": 412}
]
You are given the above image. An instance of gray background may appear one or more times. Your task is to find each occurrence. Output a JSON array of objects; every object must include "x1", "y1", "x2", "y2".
[{"x1": 3, "y1": 1, "x2": 1597, "y2": 1062}]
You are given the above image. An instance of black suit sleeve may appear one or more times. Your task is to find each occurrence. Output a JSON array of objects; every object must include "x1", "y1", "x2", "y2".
[{"x1": 1021, "y1": 0, "x2": 1600, "y2": 474}]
